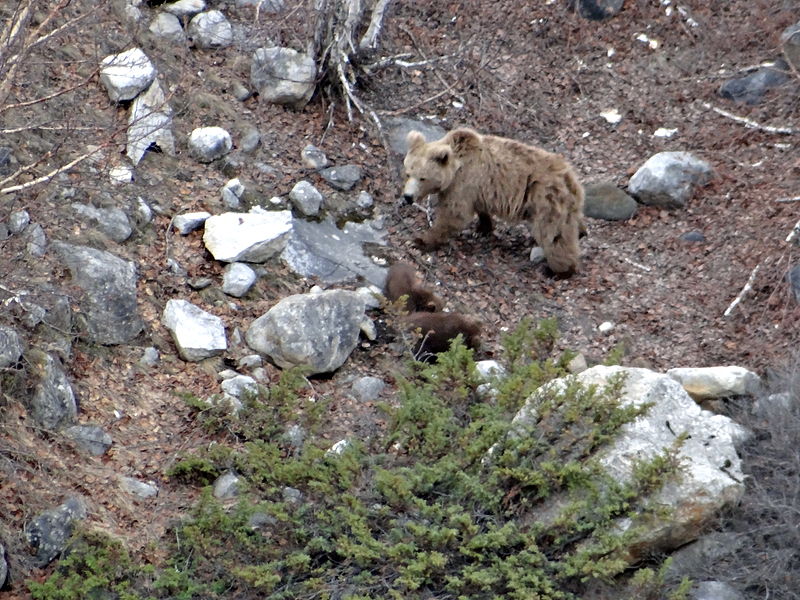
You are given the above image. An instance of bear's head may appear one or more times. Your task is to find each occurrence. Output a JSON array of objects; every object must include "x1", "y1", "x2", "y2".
[{"x1": 401, "y1": 131, "x2": 460, "y2": 204}]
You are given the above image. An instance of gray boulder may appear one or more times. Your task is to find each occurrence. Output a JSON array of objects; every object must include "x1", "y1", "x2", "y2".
[
  {"x1": 173, "y1": 211, "x2": 211, "y2": 235},
  {"x1": 289, "y1": 180, "x2": 324, "y2": 216},
  {"x1": 251, "y1": 47, "x2": 316, "y2": 108},
  {"x1": 63, "y1": 424, "x2": 113, "y2": 456},
  {"x1": 52, "y1": 242, "x2": 143, "y2": 344},
  {"x1": 782, "y1": 22, "x2": 800, "y2": 70},
  {"x1": 187, "y1": 10, "x2": 233, "y2": 49},
  {"x1": 25, "y1": 497, "x2": 87, "y2": 567},
  {"x1": 787, "y1": 264, "x2": 800, "y2": 303},
  {"x1": 221, "y1": 178, "x2": 245, "y2": 209},
  {"x1": 9, "y1": 209, "x2": 30, "y2": 234},
  {"x1": 319, "y1": 165, "x2": 362, "y2": 191},
  {"x1": 213, "y1": 472, "x2": 240, "y2": 499},
  {"x1": 71, "y1": 203, "x2": 133, "y2": 243},
  {"x1": 667, "y1": 366, "x2": 761, "y2": 401},
  {"x1": 203, "y1": 210, "x2": 293, "y2": 262},
  {"x1": 163, "y1": 0, "x2": 206, "y2": 17},
  {"x1": 281, "y1": 216, "x2": 387, "y2": 287},
  {"x1": 99, "y1": 48, "x2": 156, "y2": 102},
  {"x1": 162, "y1": 299, "x2": 227, "y2": 362},
  {"x1": 351, "y1": 376, "x2": 385, "y2": 402},
  {"x1": 576, "y1": 0, "x2": 624, "y2": 20},
  {"x1": 189, "y1": 126, "x2": 232, "y2": 163},
  {"x1": 301, "y1": 144, "x2": 329, "y2": 170},
  {"x1": 628, "y1": 151, "x2": 714, "y2": 208},
  {"x1": 27, "y1": 223, "x2": 47, "y2": 257},
  {"x1": 245, "y1": 289, "x2": 367, "y2": 374},
  {"x1": 0, "y1": 540, "x2": 6, "y2": 589},
  {"x1": 583, "y1": 182, "x2": 638, "y2": 220},
  {"x1": 26, "y1": 350, "x2": 77, "y2": 431},
  {"x1": 222, "y1": 262, "x2": 257, "y2": 297},
  {"x1": 149, "y1": 12, "x2": 186, "y2": 43},
  {"x1": 510, "y1": 366, "x2": 746, "y2": 564},
  {"x1": 692, "y1": 581, "x2": 744, "y2": 600},
  {"x1": 0, "y1": 325, "x2": 23, "y2": 368},
  {"x1": 384, "y1": 117, "x2": 446, "y2": 155},
  {"x1": 719, "y1": 60, "x2": 790, "y2": 105},
  {"x1": 119, "y1": 477, "x2": 159, "y2": 499},
  {"x1": 128, "y1": 80, "x2": 176, "y2": 165}
]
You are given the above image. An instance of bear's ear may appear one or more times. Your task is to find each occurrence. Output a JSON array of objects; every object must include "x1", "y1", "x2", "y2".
[
  {"x1": 431, "y1": 146, "x2": 451, "y2": 166},
  {"x1": 406, "y1": 130, "x2": 426, "y2": 152},
  {"x1": 448, "y1": 128, "x2": 481, "y2": 154}
]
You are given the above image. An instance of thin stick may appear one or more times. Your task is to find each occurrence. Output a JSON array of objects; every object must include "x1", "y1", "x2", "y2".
[
  {"x1": 702, "y1": 102, "x2": 797, "y2": 135},
  {"x1": 776, "y1": 196, "x2": 800, "y2": 203},
  {"x1": 723, "y1": 263, "x2": 761, "y2": 318}
]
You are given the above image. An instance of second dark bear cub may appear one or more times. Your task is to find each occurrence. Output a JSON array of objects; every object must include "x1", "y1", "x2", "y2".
[
  {"x1": 385, "y1": 262, "x2": 444, "y2": 313},
  {"x1": 400, "y1": 312, "x2": 482, "y2": 358}
]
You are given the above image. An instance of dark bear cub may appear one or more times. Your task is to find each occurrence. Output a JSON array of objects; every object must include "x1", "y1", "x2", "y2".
[
  {"x1": 401, "y1": 312, "x2": 482, "y2": 359},
  {"x1": 385, "y1": 262, "x2": 444, "y2": 313}
]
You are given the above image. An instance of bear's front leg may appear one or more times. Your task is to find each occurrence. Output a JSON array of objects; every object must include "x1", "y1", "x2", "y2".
[{"x1": 413, "y1": 200, "x2": 472, "y2": 251}]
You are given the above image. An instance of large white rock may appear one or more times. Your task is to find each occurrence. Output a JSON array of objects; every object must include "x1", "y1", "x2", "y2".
[
  {"x1": 188, "y1": 126, "x2": 232, "y2": 163},
  {"x1": 99, "y1": 48, "x2": 156, "y2": 102},
  {"x1": 162, "y1": 299, "x2": 227, "y2": 361},
  {"x1": 203, "y1": 210, "x2": 293, "y2": 262},
  {"x1": 511, "y1": 365, "x2": 746, "y2": 563},
  {"x1": 245, "y1": 289, "x2": 367, "y2": 374},
  {"x1": 250, "y1": 47, "x2": 317, "y2": 108},
  {"x1": 628, "y1": 151, "x2": 714, "y2": 208},
  {"x1": 187, "y1": 10, "x2": 233, "y2": 49},
  {"x1": 127, "y1": 80, "x2": 176, "y2": 165},
  {"x1": 667, "y1": 366, "x2": 761, "y2": 399}
]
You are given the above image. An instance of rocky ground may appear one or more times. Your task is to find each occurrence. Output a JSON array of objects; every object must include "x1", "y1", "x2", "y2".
[{"x1": 1, "y1": 0, "x2": 799, "y2": 595}]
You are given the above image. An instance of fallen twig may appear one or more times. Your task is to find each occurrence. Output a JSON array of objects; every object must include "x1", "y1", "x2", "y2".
[
  {"x1": 776, "y1": 196, "x2": 800, "y2": 203},
  {"x1": 702, "y1": 102, "x2": 797, "y2": 135},
  {"x1": 723, "y1": 263, "x2": 761, "y2": 318}
]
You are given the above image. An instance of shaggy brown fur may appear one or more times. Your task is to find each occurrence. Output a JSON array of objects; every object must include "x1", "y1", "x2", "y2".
[
  {"x1": 385, "y1": 262, "x2": 444, "y2": 313},
  {"x1": 402, "y1": 128, "x2": 586, "y2": 274},
  {"x1": 400, "y1": 311, "x2": 482, "y2": 358}
]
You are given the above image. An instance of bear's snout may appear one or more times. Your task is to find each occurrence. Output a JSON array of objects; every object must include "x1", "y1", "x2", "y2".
[
  {"x1": 402, "y1": 192, "x2": 415, "y2": 204},
  {"x1": 402, "y1": 178, "x2": 420, "y2": 203}
]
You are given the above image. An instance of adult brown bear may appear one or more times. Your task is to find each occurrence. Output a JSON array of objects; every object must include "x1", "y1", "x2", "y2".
[{"x1": 402, "y1": 128, "x2": 585, "y2": 274}]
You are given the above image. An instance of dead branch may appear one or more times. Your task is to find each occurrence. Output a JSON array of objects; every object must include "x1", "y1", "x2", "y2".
[
  {"x1": 359, "y1": 0, "x2": 392, "y2": 52},
  {"x1": 702, "y1": 102, "x2": 798, "y2": 135},
  {"x1": 399, "y1": 24, "x2": 466, "y2": 107},
  {"x1": 0, "y1": 143, "x2": 113, "y2": 195},
  {"x1": 776, "y1": 196, "x2": 800, "y2": 203},
  {"x1": 723, "y1": 263, "x2": 761, "y2": 318}
]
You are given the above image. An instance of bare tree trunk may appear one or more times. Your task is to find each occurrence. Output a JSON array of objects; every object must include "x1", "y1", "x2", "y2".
[{"x1": 309, "y1": 0, "x2": 393, "y2": 121}]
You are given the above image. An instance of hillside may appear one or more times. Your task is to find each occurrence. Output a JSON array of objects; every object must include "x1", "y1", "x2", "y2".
[{"x1": 1, "y1": 0, "x2": 799, "y2": 598}]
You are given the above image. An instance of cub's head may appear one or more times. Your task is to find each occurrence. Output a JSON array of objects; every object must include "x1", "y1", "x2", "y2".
[{"x1": 402, "y1": 131, "x2": 459, "y2": 204}]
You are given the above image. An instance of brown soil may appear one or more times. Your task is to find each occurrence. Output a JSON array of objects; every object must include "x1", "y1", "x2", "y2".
[{"x1": 1, "y1": 0, "x2": 799, "y2": 594}]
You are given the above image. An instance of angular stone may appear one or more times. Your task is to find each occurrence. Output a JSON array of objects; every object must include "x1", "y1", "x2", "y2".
[
  {"x1": 149, "y1": 12, "x2": 186, "y2": 43},
  {"x1": 251, "y1": 47, "x2": 316, "y2": 108},
  {"x1": 667, "y1": 366, "x2": 761, "y2": 400},
  {"x1": 319, "y1": 165, "x2": 362, "y2": 191},
  {"x1": 173, "y1": 211, "x2": 211, "y2": 235},
  {"x1": 289, "y1": 180, "x2": 324, "y2": 216},
  {"x1": 99, "y1": 48, "x2": 156, "y2": 102},
  {"x1": 281, "y1": 216, "x2": 387, "y2": 287},
  {"x1": 162, "y1": 299, "x2": 227, "y2": 361},
  {"x1": 187, "y1": 10, "x2": 233, "y2": 49},
  {"x1": 51, "y1": 242, "x2": 142, "y2": 344},
  {"x1": 26, "y1": 350, "x2": 77, "y2": 431},
  {"x1": 222, "y1": 262, "x2": 257, "y2": 297},
  {"x1": 245, "y1": 289, "x2": 366, "y2": 374},
  {"x1": 583, "y1": 182, "x2": 638, "y2": 220},
  {"x1": 63, "y1": 424, "x2": 113, "y2": 456},
  {"x1": 188, "y1": 126, "x2": 232, "y2": 163},
  {"x1": 128, "y1": 80, "x2": 176, "y2": 165},
  {"x1": 719, "y1": 60, "x2": 790, "y2": 105},
  {"x1": 628, "y1": 151, "x2": 714, "y2": 208},
  {"x1": 203, "y1": 210, "x2": 293, "y2": 262},
  {"x1": 0, "y1": 325, "x2": 23, "y2": 369},
  {"x1": 25, "y1": 497, "x2": 87, "y2": 567}
]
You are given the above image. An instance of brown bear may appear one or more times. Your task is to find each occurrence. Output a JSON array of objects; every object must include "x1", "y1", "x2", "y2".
[
  {"x1": 402, "y1": 127, "x2": 585, "y2": 274},
  {"x1": 384, "y1": 261, "x2": 444, "y2": 313},
  {"x1": 400, "y1": 311, "x2": 482, "y2": 359}
]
